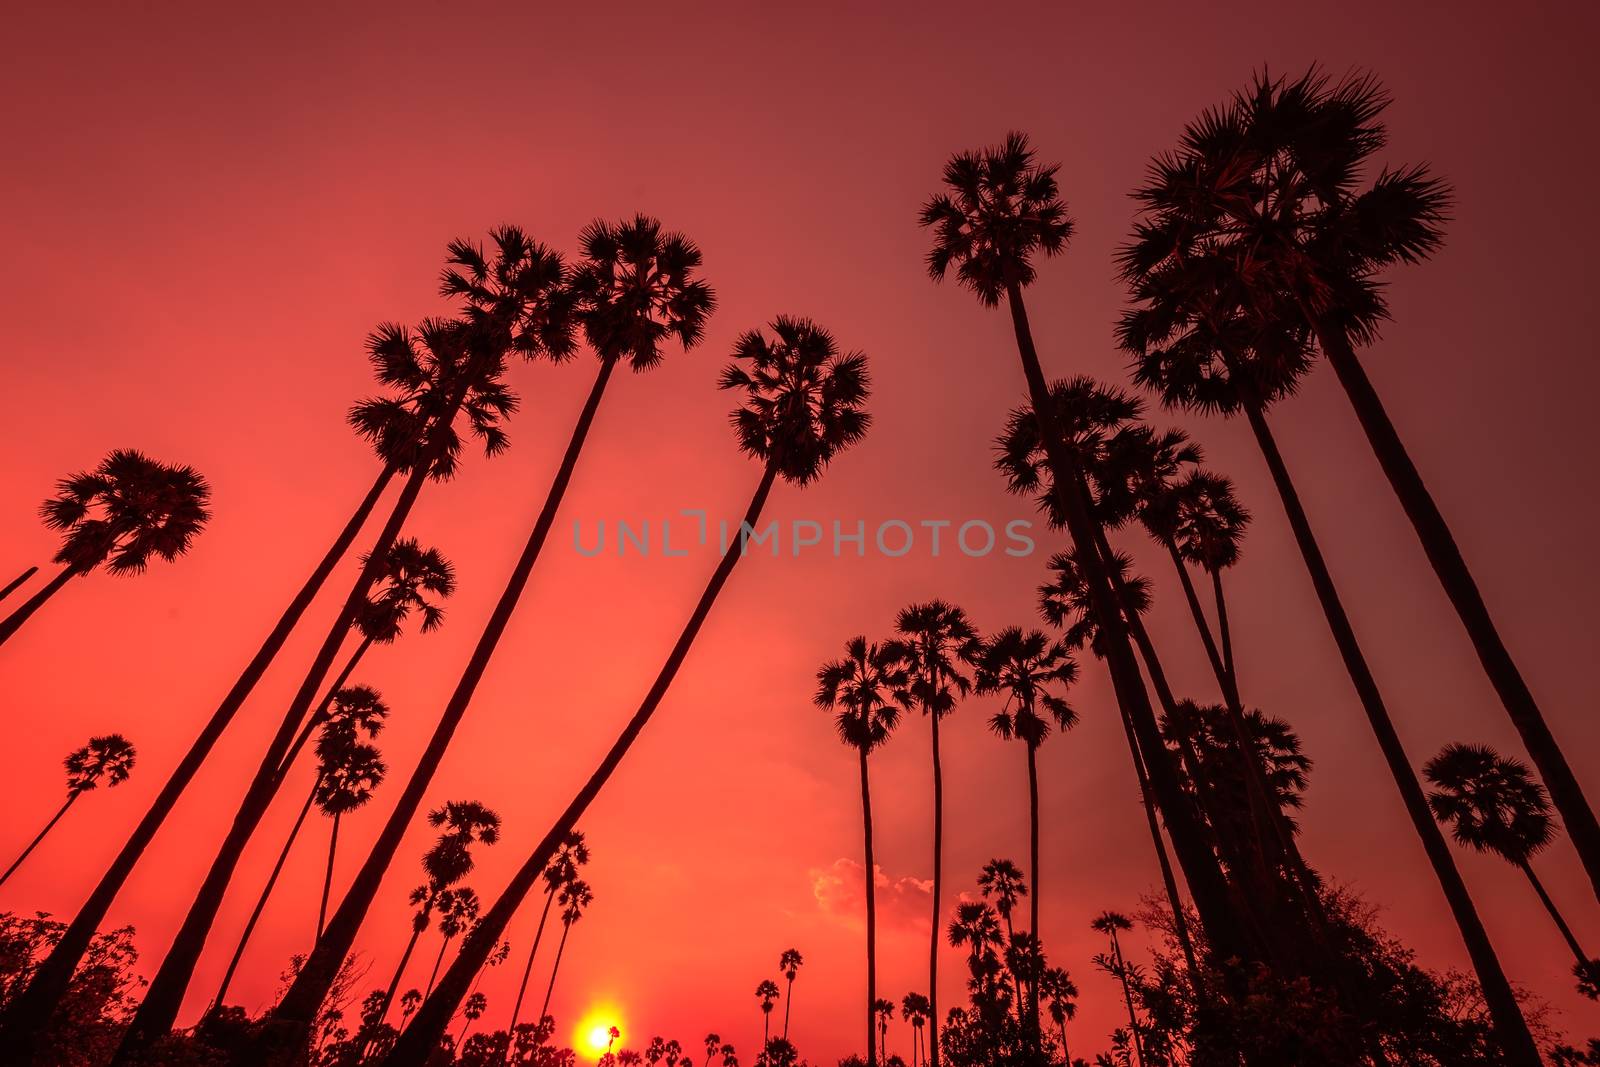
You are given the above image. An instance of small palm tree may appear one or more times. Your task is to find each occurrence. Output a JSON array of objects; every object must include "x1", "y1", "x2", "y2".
[
  {"x1": 313, "y1": 737, "x2": 386, "y2": 937},
  {"x1": 755, "y1": 979, "x2": 780, "y2": 1045},
  {"x1": 426, "y1": 887, "x2": 481, "y2": 997},
  {"x1": 899, "y1": 994, "x2": 929, "y2": 1067},
  {"x1": 539, "y1": 878, "x2": 594, "y2": 1023},
  {"x1": 456, "y1": 990, "x2": 488, "y2": 1049},
  {"x1": 0, "y1": 449, "x2": 210, "y2": 647},
  {"x1": 703, "y1": 1033, "x2": 722, "y2": 1067},
  {"x1": 1037, "y1": 967, "x2": 1077, "y2": 1066},
  {"x1": 777, "y1": 948, "x2": 803, "y2": 1041},
  {"x1": 1, "y1": 735, "x2": 136, "y2": 887},
  {"x1": 1091, "y1": 912, "x2": 1143, "y2": 1067},
  {"x1": 872, "y1": 999, "x2": 894, "y2": 1064},
  {"x1": 819, "y1": 635, "x2": 906, "y2": 1067},
  {"x1": 977, "y1": 859, "x2": 1029, "y2": 1015},
  {"x1": 504, "y1": 831, "x2": 590, "y2": 1064},
  {"x1": 1426, "y1": 743, "x2": 1600, "y2": 996}
]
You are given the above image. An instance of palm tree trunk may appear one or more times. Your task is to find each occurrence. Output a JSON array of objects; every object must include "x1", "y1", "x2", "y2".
[
  {"x1": 427, "y1": 934, "x2": 452, "y2": 998},
  {"x1": 927, "y1": 713, "x2": 942, "y2": 1067},
  {"x1": 0, "y1": 464, "x2": 394, "y2": 1060},
  {"x1": 330, "y1": 463, "x2": 781, "y2": 1067},
  {"x1": 362, "y1": 920, "x2": 426, "y2": 1061},
  {"x1": 214, "y1": 777, "x2": 319, "y2": 1008},
  {"x1": 319, "y1": 812, "x2": 341, "y2": 939},
  {"x1": 1001, "y1": 282, "x2": 1249, "y2": 968},
  {"x1": 782, "y1": 976, "x2": 794, "y2": 1041},
  {"x1": 503, "y1": 888, "x2": 557, "y2": 1064},
  {"x1": 1210, "y1": 569, "x2": 1235, "y2": 685},
  {"x1": 763, "y1": 1011, "x2": 770, "y2": 1047},
  {"x1": 1518, "y1": 860, "x2": 1589, "y2": 964},
  {"x1": 1318, "y1": 326, "x2": 1600, "y2": 903},
  {"x1": 1111, "y1": 933, "x2": 1144, "y2": 1067},
  {"x1": 259, "y1": 359, "x2": 624, "y2": 1063},
  {"x1": 862, "y1": 747, "x2": 879, "y2": 1067},
  {"x1": 275, "y1": 636, "x2": 375, "y2": 786},
  {"x1": 0, "y1": 565, "x2": 37, "y2": 605},
  {"x1": 538, "y1": 921, "x2": 573, "y2": 1024},
  {"x1": 1026, "y1": 742, "x2": 1041, "y2": 1038},
  {"x1": 1241, "y1": 400, "x2": 1540, "y2": 1065},
  {"x1": 0, "y1": 793, "x2": 77, "y2": 888},
  {"x1": 0, "y1": 564, "x2": 77, "y2": 648},
  {"x1": 1116, "y1": 701, "x2": 1200, "y2": 980},
  {"x1": 1058, "y1": 1019, "x2": 1069, "y2": 1067}
]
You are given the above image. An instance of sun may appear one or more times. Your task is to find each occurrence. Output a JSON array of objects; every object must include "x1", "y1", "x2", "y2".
[{"x1": 576, "y1": 1006, "x2": 623, "y2": 1057}]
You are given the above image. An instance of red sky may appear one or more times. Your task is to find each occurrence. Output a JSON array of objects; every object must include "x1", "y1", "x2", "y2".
[{"x1": 2, "y1": 2, "x2": 1598, "y2": 1060}]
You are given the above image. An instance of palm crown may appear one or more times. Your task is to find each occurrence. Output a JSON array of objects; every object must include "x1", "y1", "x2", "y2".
[
  {"x1": 313, "y1": 741, "x2": 386, "y2": 818},
  {"x1": 558, "y1": 877, "x2": 593, "y2": 924},
  {"x1": 317, "y1": 685, "x2": 389, "y2": 752},
  {"x1": 1038, "y1": 548, "x2": 1151, "y2": 656},
  {"x1": 542, "y1": 830, "x2": 591, "y2": 891},
  {"x1": 64, "y1": 735, "x2": 137, "y2": 796},
  {"x1": 719, "y1": 317, "x2": 871, "y2": 486},
  {"x1": 975, "y1": 627, "x2": 1078, "y2": 747},
  {"x1": 815, "y1": 636, "x2": 907, "y2": 754},
  {"x1": 1152, "y1": 470, "x2": 1249, "y2": 572},
  {"x1": 778, "y1": 949, "x2": 803, "y2": 981},
  {"x1": 439, "y1": 225, "x2": 577, "y2": 362},
  {"x1": 570, "y1": 215, "x2": 715, "y2": 370},
  {"x1": 41, "y1": 449, "x2": 211, "y2": 575},
  {"x1": 423, "y1": 800, "x2": 501, "y2": 887},
  {"x1": 977, "y1": 859, "x2": 1027, "y2": 920},
  {"x1": 892, "y1": 601, "x2": 981, "y2": 719},
  {"x1": 920, "y1": 132, "x2": 1074, "y2": 306},
  {"x1": 356, "y1": 537, "x2": 456, "y2": 642},
  {"x1": 1424, "y1": 743, "x2": 1554, "y2": 865}
]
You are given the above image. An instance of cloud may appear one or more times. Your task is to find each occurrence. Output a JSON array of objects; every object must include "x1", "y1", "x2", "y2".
[{"x1": 809, "y1": 858, "x2": 933, "y2": 935}]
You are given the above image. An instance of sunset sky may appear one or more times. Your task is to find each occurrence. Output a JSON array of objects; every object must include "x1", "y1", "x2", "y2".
[{"x1": 2, "y1": 2, "x2": 1598, "y2": 1061}]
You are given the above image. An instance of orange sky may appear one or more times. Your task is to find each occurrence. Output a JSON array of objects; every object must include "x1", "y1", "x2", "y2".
[{"x1": 2, "y1": 2, "x2": 1598, "y2": 1061}]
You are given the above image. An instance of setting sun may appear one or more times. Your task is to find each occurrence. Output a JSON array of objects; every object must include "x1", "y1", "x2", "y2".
[{"x1": 577, "y1": 1008, "x2": 623, "y2": 1058}]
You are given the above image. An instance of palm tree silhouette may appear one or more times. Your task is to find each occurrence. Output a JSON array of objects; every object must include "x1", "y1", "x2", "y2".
[
  {"x1": 921, "y1": 133, "x2": 1249, "y2": 969},
  {"x1": 755, "y1": 979, "x2": 780, "y2": 1045},
  {"x1": 456, "y1": 990, "x2": 489, "y2": 1049},
  {"x1": 260, "y1": 218, "x2": 714, "y2": 1062},
  {"x1": 1, "y1": 734, "x2": 136, "y2": 887},
  {"x1": 777, "y1": 948, "x2": 803, "y2": 1041},
  {"x1": 0, "y1": 449, "x2": 210, "y2": 648},
  {"x1": 504, "y1": 831, "x2": 589, "y2": 1063},
  {"x1": 1118, "y1": 94, "x2": 1540, "y2": 1065},
  {"x1": 977, "y1": 859, "x2": 1029, "y2": 1016},
  {"x1": 898, "y1": 993, "x2": 929, "y2": 1067},
  {"x1": 818, "y1": 635, "x2": 906, "y2": 1067},
  {"x1": 0, "y1": 565, "x2": 39, "y2": 606},
  {"x1": 538, "y1": 878, "x2": 594, "y2": 1024},
  {"x1": 314, "y1": 734, "x2": 386, "y2": 938},
  {"x1": 425, "y1": 887, "x2": 481, "y2": 997},
  {"x1": 383, "y1": 316, "x2": 870, "y2": 1066},
  {"x1": 890, "y1": 599, "x2": 979, "y2": 1067},
  {"x1": 2, "y1": 230, "x2": 551, "y2": 1061},
  {"x1": 872, "y1": 999, "x2": 894, "y2": 1064},
  {"x1": 1091, "y1": 912, "x2": 1143, "y2": 1067},
  {"x1": 1037, "y1": 966, "x2": 1077, "y2": 1066},
  {"x1": 1426, "y1": 743, "x2": 1599, "y2": 992}
]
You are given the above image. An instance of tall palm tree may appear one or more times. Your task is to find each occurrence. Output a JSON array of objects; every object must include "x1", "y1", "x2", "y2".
[
  {"x1": 1037, "y1": 967, "x2": 1077, "y2": 1066},
  {"x1": 755, "y1": 980, "x2": 780, "y2": 1045},
  {"x1": 1091, "y1": 912, "x2": 1142, "y2": 1067},
  {"x1": 921, "y1": 133, "x2": 1249, "y2": 970},
  {"x1": 0, "y1": 566, "x2": 39, "y2": 605},
  {"x1": 890, "y1": 599, "x2": 979, "y2": 1067},
  {"x1": 1, "y1": 735, "x2": 136, "y2": 887},
  {"x1": 425, "y1": 887, "x2": 481, "y2": 997},
  {"x1": 0, "y1": 449, "x2": 210, "y2": 647},
  {"x1": 977, "y1": 859, "x2": 1029, "y2": 1014},
  {"x1": 1425, "y1": 743, "x2": 1599, "y2": 988},
  {"x1": 212, "y1": 686, "x2": 389, "y2": 1008},
  {"x1": 1, "y1": 229, "x2": 553, "y2": 1061},
  {"x1": 818, "y1": 635, "x2": 906, "y2": 1067},
  {"x1": 899, "y1": 994, "x2": 929, "y2": 1067},
  {"x1": 504, "y1": 832, "x2": 589, "y2": 1063},
  {"x1": 777, "y1": 948, "x2": 803, "y2": 1041},
  {"x1": 257, "y1": 218, "x2": 714, "y2": 1062},
  {"x1": 1119, "y1": 109, "x2": 1541, "y2": 1065},
  {"x1": 380, "y1": 316, "x2": 870, "y2": 1067},
  {"x1": 538, "y1": 878, "x2": 594, "y2": 1024}
]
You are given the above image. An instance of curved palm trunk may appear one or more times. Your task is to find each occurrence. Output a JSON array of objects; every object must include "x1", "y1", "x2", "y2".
[
  {"x1": 0, "y1": 793, "x2": 77, "y2": 888},
  {"x1": 782, "y1": 976, "x2": 794, "y2": 1041},
  {"x1": 1318, "y1": 326, "x2": 1600, "y2": 903},
  {"x1": 374, "y1": 465, "x2": 780, "y2": 1067},
  {"x1": 1116, "y1": 701, "x2": 1200, "y2": 980},
  {"x1": 1002, "y1": 284, "x2": 1249, "y2": 969},
  {"x1": 861, "y1": 748, "x2": 879, "y2": 1067},
  {"x1": 502, "y1": 888, "x2": 557, "y2": 1064},
  {"x1": 319, "y1": 812, "x2": 341, "y2": 939},
  {"x1": 1517, "y1": 860, "x2": 1589, "y2": 964},
  {"x1": 1110, "y1": 932, "x2": 1144, "y2": 1067},
  {"x1": 255, "y1": 360, "x2": 622, "y2": 1064},
  {"x1": 0, "y1": 565, "x2": 77, "y2": 648},
  {"x1": 214, "y1": 777, "x2": 319, "y2": 1009},
  {"x1": 927, "y1": 714, "x2": 942, "y2": 1067},
  {"x1": 0, "y1": 464, "x2": 393, "y2": 1060},
  {"x1": 1242, "y1": 401, "x2": 1540, "y2": 1065},
  {"x1": 0, "y1": 565, "x2": 38, "y2": 605},
  {"x1": 539, "y1": 920, "x2": 574, "y2": 1024}
]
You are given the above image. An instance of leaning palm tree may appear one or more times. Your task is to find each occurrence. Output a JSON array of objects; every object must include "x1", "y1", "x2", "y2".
[
  {"x1": 891, "y1": 599, "x2": 979, "y2": 1067},
  {"x1": 777, "y1": 948, "x2": 802, "y2": 1041},
  {"x1": 898, "y1": 993, "x2": 928, "y2": 1067},
  {"x1": 1037, "y1": 967, "x2": 1077, "y2": 1066},
  {"x1": 538, "y1": 878, "x2": 594, "y2": 1024},
  {"x1": 755, "y1": 979, "x2": 780, "y2": 1046},
  {"x1": 1119, "y1": 104, "x2": 1541, "y2": 1065},
  {"x1": 1091, "y1": 912, "x2": 1143, "y2": 1067},
  {"x1": 1426, "y1": 743, "x2": 1599, "y2": 992},
  {"x1": 256, "y1": 218, "x2": 714, "y2": 1063},
  {"x1": 921, "y1": 133, "x2": 1248, "y2": 968},
  {"x1": 503, "y1": 831, "x2": 589, "y2": 1063},
  {"x1": 382, "y1": 316, "x2": 871, "y2": 1067},
  {"x1": 0, "y1": 449, "x2": 210, "y2": 647},
  {"x1": 314, "y1": 737, "x2": 386, "y2": 937},
  {"x1": 1, "y1": 735, "x2": 136, "y2": 887},
  {"x1": 818, "y1": 635, "x2": 906, "y2": 1067},
  {"x1": 3, "y1": 230, "x2": 556, "y2": 1061},
  {"x1": 0, "y1": 565, "x2": 38, "y2": 605}
]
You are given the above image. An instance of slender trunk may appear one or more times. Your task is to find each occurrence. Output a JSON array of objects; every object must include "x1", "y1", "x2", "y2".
[
  {"x1": 927, "y1": 713, "x2": 942, "y2": 1067},
  {"x1": 862, "y1": 747, "x2": 878, "y2": 1067},
  {"x1": 214, "y1": 777, "x2": 319, "y2": 1009},
  {"x1": 1243, "y1": 400, "x2": 1540, "y2": 1065},
  {"x1": 427, "y1": 934, "x2": 452, "y2": 998},
  {"x1": 319, "y1": 812, "x2": 340, "y2": 939},
  {"x1": 0, "y1": 565, "x2": 77, "y2": 648},
  {"x1": 1519, "y1": 860, "x2": 1588, "y2": 964},
  {"x1": 782, "y1": 976, "x2": 793, "y2": 1041},
  {"x1": 1116, "y1": 700, "x2": 1200, "y2": 979},
  {"x1": 456, "y1": 1013, "x2": 477, "y2": 1052},
  {"x1": 1058, "y1": 1018, "x2": 1068, "y2": 1067},
  {"x1": 362, "y1": 920, "x2": 425, "y2": 1061},
  {"x1": 0, "y1": 565, "x2": 38, "y2": 605},
  {"x1": 539, "y1": 921, "x2": 573, "y2": 1024},
  {"x1": 0, "y1": 464, "x2": 394, "y2": 1060},
  {"x1": 1002, "y1": 283, "x2": 1248, "y2": 967},
  {"x1": 1210, "y1": 569, "x2": 1235, "y2": 685},
  {"x1": 356, "y1": 464, "x2": 781, "y2": 1067},
  {"x1": 503, "y1": 888, "x2": 557, "y2": 1064},
  {"x1": 0, "y1": 794, "x2": 77, "y2": 888},
  {"x1": 1026, "y1": 742, "x2": 1041, "y2": 1039},
  {"x1": 260, "y1": 359, "x2": 623, "y2": 1063},
  {"x1": 1111, "y1": 933, "x2": 1143, "y2": 1067},
  {"x1": 275, "y1": 637, "x2": 376, "y2": 786},
  {"x1": 763, "y1": 1011, "x2": 770, "y2": 1046},
  {"x1": 1318, "y1": 324, "x2": 1600, "y2": 903}
]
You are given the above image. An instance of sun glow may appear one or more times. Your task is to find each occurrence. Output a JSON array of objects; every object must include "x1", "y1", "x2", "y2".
[{"x1": 577, "y1": 1007, "x2": 622, "y2": 1057}]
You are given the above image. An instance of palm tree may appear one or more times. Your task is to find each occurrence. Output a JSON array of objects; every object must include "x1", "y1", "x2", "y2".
[
  {"x1": 504, "y1": 832, "x2": 589, "y2": 1063},
  {"x1": 2, "y1": 230, "x2": 552, "y2": 1061},
  {"x1": 777, "y1": 948, "x2": 803, "y2": 1041},
  {"x1": 456, "y1": 991, "x2": 488, "y2": 1049},
  {"x1": 0, "y1": 449, "x2": 210, "y2": 647},
  {"x1": 1425, "y1": 743, "x2": 1599, "y2": 989},
  {"x1": 382, "y1": 316, "x2": 870, "y2": 1066},
  {"x1": 899, "y1": 994, "x2": 929, "y2": 1067},
  {"x1": 873, "y1": 999, "x2": 894, "y2": 1064},
  {"x1": 977, "y1": 859, "x2": 1029, "y2": 1014},
  {"x1": 704, "y1": 1033, "x2": 722, "y2": 1067},
  {"x1": 538, "y1": 878, "x2": 595, "y2": 1023},
  {"x1": 1037, "y1": 967, "x2": 1077, "y2": 1066},
  {"x1": 1, "y1": 735, "x2": 136, "y2": 887},
  {"x1": 314, "y1": 736, "x2": 386, "y2": 937},
  {"x1": 258, "y1": 218, "x2": 714, "y2": 1062},
  {"x1": 1091, "y1": 912, "x2": 1143, "y2": 1067},
  {"x1": 755, "y1": 979, "x2": 780, "y2": 1045},
  {"x1": 0, "y1": 566, "x2": 38, "y2": 605},
  {"x1": 425, "y1": 887, "x2": 481, "y2": 997},
  {"x1": 818, "y1": 635, "x2": 906, "y2": 1067},
  {"x1": 891, "y1": 600, "x2": 979, "y2": 1067},
  {"x1": 1119, "y1": 100, "x2": 1541, "y2": 1066},
  {"x1": 921, "y1": 133, "x2": 1249, "y2": 969}
]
